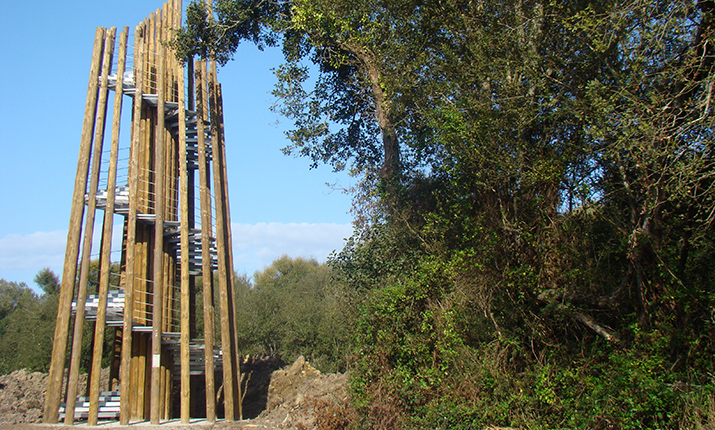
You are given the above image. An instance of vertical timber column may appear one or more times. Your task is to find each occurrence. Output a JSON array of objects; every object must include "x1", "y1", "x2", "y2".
[
  {"x1": 83, "y1": 25, "x2": 116, "y2": 423},
  {"x1": 196, "y1": 58, "x2": 217, "y2": 422},
  {"x1": 44, "y1": 27, "x2": 106, "y2": 424},
  {"x1": 176, "y1": 0, "x2": 192, "y2": 423},
  {"x1": 187, "y1": 58, "x2": 197, "y2": 341},
  {"x1": 132, "y1": 18, "x2": 153, "y2": 419},
  {"x1": 212, "y1": 78, "x2": 242, "y2": 420},
  {"x1": 150, "y1": 8, "x2": 167, "y2": 425},
  {"x1": 88, "y1": 26, "x2": 128, "y2": 426},
  {"x1": 138, "y1": 16, "x2": 155, "y2": 419},
  {"x1": 134, "y1": 15, "x2": 153, "y2": 342},
  {"x1": 160, "y1": 1, "x2": 177, "y2": 419},
  {"x1": 120, "y1": 21, "x2": 146, "y2": 426},
  {"x1": 64, "y1": 27, "x2": 117, "y2": 425},
  {"x1": 160, "y1": 3, "x2": 175, "y2": 419},
  {"x1": 208, "y1": 63, "x2": 238, "y2": 421}
]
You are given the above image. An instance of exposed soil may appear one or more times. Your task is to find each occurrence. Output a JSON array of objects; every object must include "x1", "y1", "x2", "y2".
[
  {"x1": 248, "y1": 356, "x2": 349, "y2": 429},
  {"x1": 0, "y1": 368, "x2": 111, "y2": 427},
  {"x1": 0, "y1": 369, "x2": 47, "y2": 425},
  {"x1": 0, "y1": 357, "x2": 348, "y2": 430}
]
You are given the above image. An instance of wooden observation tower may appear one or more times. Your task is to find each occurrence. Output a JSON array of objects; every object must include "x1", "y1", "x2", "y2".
[{"x1": 43, "y1": 1, "x2": 242, "y2": 424}]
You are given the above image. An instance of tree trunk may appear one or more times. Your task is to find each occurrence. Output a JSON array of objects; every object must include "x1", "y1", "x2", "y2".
[{"x1": 342, "y1": 41, "x2": 402, "y2": 206}]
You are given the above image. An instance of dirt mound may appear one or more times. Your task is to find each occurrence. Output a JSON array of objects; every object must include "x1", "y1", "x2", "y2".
[
  {"x1": 0, "y1": 369, "x2": 47, "y2": 425},
  {"x1": 0, "y1": 358, "x2": 348, "y2": 429},
  {"x1": 0, "y1": 368, "x2": 110, "y2": 426},
  {"x1": 251, "y1": 355, "x2": 350, "y2": 429}
]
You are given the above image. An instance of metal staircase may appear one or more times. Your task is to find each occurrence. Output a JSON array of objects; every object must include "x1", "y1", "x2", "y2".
[{"x1": 59, "y1": 392, "x2": 121, "y2": 421}]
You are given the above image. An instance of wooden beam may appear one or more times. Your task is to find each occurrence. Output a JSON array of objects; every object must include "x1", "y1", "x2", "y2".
[
  {"x1": 44, "y1": 27, "x2": 106, "y2": 424},
  {"x1": 196, "y1": 58, "x2": 216, "y2": 423},
  {"x1": 186, "y1": 48, "x2": 197, "y2": 343},
  {"x1": 109, "y1": 327, "x2": 122, "y2": 391},
  {"x1": 120, "y1": 21, "x2": 146, "y2": 425},
  {"x1": 88, "y1": 25, "x2": 127, "y2": 426},
  {"x1": 150, "y1": 8, "x2": 166, "y2": 425},
  {"x1": 214, "y1": 81, "x2": 243, "y2": 420},
  {"x1": 64, "y1": 26, "x2": 116, "y2": 426},
  {"x1": 177, "y1": 0, "x2": 192, "y2": 422},
  {"x1": 208, "y1": 64, "x2": 237, "y2": 421}
]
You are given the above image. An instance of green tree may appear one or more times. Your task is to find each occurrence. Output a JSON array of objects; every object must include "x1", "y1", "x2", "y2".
[
  {"x1": 0, "y1": 276, "x2": 57, "y2": 374},
  {"x1": 34, "y1": 267, "x2": 60, "y2": 296},
  {"x1": 234, "y1": 256, "x2": 350, "y2": 372},
  {"x1": 0, "y1": 279, "x2": 35, "y2": 335},
  {"x1": 174, "y1": 0, "x2": 447, "y2": 212},
  {"x1": 174, "y1": 0, "x2": 715, "y2": 426}
]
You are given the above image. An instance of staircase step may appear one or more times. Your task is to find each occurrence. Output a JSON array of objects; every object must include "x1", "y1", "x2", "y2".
[{"x1": 58, "y1": 391, "x2": 121, "y2": 421}]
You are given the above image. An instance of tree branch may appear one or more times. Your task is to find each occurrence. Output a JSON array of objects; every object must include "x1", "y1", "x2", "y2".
[{"x1": 538, "y1": 289, "x2": 620, "y2": 342}]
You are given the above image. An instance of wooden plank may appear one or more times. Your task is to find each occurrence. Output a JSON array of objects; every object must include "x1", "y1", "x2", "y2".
[
  {"x1": 150, "y1": 8, "x2": 166, "y2": 425},
  {"x1": 120, "y1": 21, "x2": 146, "y2": 425},
  {"x1": 44, "y1": 27, "x2": 106, "y2": 425},
  {"x1": 196, "y1": 58, "x2": 216, "y2": 423}
]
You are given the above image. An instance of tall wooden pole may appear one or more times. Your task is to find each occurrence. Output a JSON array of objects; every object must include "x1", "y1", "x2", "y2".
[
  {"x1": 88, "y1": 26, "x2": 128, "y2": 426},
  {"x1": 44, "y1": 27, "x2": 106, "y2": 424},
  {"x1": 208, "y1": 64, "x2": 238, "y2": 421},
  {"x1": 120, "y1": 21, "x2": 146, "y2": 425},
  {"x1": 135, "y1": 17, "x2": 153, "y2": 419},
  {"x1": 150, "y1": 8, "x2": 167, "y2": 425},
  {"x1": 177, "y1": 0, "x2": 192, "y2": 422},
  {"x1": 160, "y1": 3, "x2": 174, "y2": 419},
  {"x1": 196, "y1": 58, "x2": 216, "y2": 422},
  {"x1": 187, "y1": 54, "x2": 197, "y2": 341},
  {"x1": 213, "y1": 80, "x2": 242, "y2": 420},
  {"x1": 63, "y1": 27, "x2": 116, "y2": 425}
]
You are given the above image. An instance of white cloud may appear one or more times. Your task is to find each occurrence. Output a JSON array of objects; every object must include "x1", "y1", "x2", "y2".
[
  {"x1": 231, "y1": 222, "x2": 353, "y2": 277},
  {"x1": 0, "y1": 230, "x2": 68, "y2": 289},
  {"x1": 0, "y1": 221, "x2": 126, "y2": 288},
  {"x1": 0, "y1": 222, "x2": 354, "y2": 286},
  {"x1": 0, "y1": 230, "x2": 67, "y2": 271}
]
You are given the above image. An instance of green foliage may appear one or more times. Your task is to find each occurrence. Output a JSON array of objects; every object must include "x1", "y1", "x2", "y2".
[
  {"x1": 0, "y1": 266, "x2": 121, "y2": 376},
  {"x1": 174, "y1": 0, "x2": 715, "y2": 427},
  {"x1": 233, "y1": 256, "x2": 352, "y2": 372},
  {"x1": 34, "y1": 267, "x2": 60, "y2": 296},
  {"x1": 171, "y1": 0, "x2": 285, "y2": 65},
  {"x1": 0, "y1": 274, "x2": 59, "y2": 374}
]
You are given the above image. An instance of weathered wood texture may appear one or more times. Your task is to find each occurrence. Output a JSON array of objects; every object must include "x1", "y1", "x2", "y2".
[
  {"x1": 177, "y1": 0, "x2": 191, "y2": 422},
  {"x1": 44, "y1": 27, "x2": 106, "y2": 424},
  {"x1": 65, "y1": 27, "x2": 117, "y2": 425},
  {"x1": 119, "y1": 20, "x2": 145, "y2": 426},
  {"x1": 87, "y1": 26, "x2": 122, "y2": 426},
  {"x1": 196, "y1": 58, "x2": 217, "y2": 423}
]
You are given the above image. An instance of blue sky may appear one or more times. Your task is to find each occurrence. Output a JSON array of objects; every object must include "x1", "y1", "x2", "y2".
[{"x1": 0, "y1": 1, "x2": 354, "y2": 289}]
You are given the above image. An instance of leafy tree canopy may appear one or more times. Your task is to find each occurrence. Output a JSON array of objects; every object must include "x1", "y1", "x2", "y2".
[
  {"x1": 174, "y1": 0, "x2": 715, "y2": 426},
  {"x1": 34, "y1": 267, "x2": 60, "y2": 296},
  {"x1": 234, "y1": 256, "x2": 351, "y2": 372}
]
